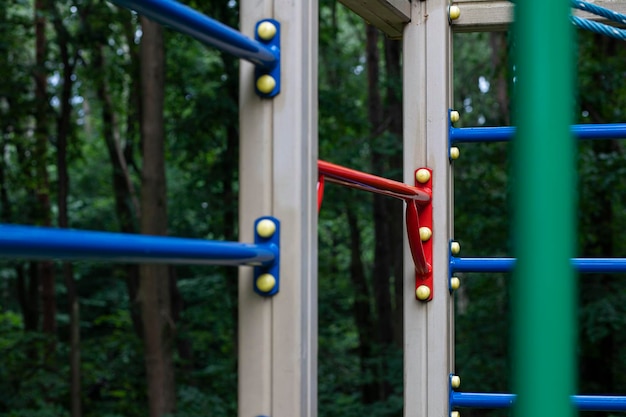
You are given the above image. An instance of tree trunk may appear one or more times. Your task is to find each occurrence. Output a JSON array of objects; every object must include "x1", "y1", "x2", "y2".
[
  {"x1": 139, "y1": 16, "x2": 176, "y2": 417},
  {"x1": 346, "y1": 208, "x2": 377, "y2": 403},
  {"x1": 52, "y1": 7, "x2": 82, "y2": 414},
  {"x1": 383, "y1": 37, "x2": 404, "y2": 349},
  {"x1": 93, "y1": 42, "x2": 143, "y2": 337},
  {"x1": 366, "y1": 24, "x2": 393, "y2": 401},
  {"x1": 34, "y1": 0, "x2": 56, "y2": 338}
]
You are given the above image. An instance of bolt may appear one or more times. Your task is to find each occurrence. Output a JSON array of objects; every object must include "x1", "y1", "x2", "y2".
[
  {"x1": 256, "y1": 75, "x2": 276, "y2": 94},
  {"x1": 449, "y1": 5, "x2": 461, "y2": 20},
  {"x1": 419, "y1": 227, "x2": 432, "y2": 242},
  {"x1": 257, "y1": 21, "x2": 277, "y2": 40},
  {"x1": 256, "y1": 219, "x2": 276, "y2": 238},
  {"x1": 256, "y1": 273, "x2": 276, "y2": 293},
  {"x1": 451, "y1": 241, "x2": 461, "y2": 255},
  {"x1": 416, "y1": 168, "x2": 431, "y2": 184},
  {"x1": 416, "y1": 285, "x2": 431, "y2": 301}
]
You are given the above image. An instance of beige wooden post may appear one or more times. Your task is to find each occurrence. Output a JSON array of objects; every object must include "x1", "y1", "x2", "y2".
[
  {"x1": 403, "y1": 1, "x2": 455, "y2": 416},
  {"x1": 238, "y1": 0, "x2": 318, "y2": 416}
]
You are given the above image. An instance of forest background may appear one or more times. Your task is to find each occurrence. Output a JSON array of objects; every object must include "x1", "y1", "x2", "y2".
[{"x1": 1, "y1": 0, "x2": 626, "y2": 416}]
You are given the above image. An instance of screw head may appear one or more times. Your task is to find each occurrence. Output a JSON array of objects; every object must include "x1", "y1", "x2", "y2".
[
  {"x1": 256, "y1": 75, "x2": 276, "y2": 94},
  {"x1": 256, "y1": 273, "x2": 276, "y2": 293},
  {"x1": 449, "y1": 5, "x2": 461, "y2": 20},
  {"x1": 419, "y1": 227, "x2": 432, "y2": 242},
  {"x1": 450, "y1": 277, "x2": 461, "y2": 291},
  {"x1": 256, "y1": 219, "x2": 276, "y2": 238},
  {"x1": 450, "y1": 147, "x2": 460, "y2": 160},
  {"x1": 451, "y1": 375, "x2": 461, "y2": 389},
  {"x1": 416, "y1": 168, "x2": 431, "y2": 184},
  {"x1": 450, "y1": 110, "x2": 460, "y2": 123},
  {"x1": 451, "y1": 241, "x2": 461, "y2": 255},
  {"x1": 416, "y1": 285, "x2": 431, "y2": 301},
  {"x1": 257, "y1": 21, "x2": 277, "y2": 40}
]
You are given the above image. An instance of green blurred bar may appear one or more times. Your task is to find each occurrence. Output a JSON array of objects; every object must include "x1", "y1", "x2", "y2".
[{"x1": 513, "y1": 3, "x2": 577, "y2": 417}]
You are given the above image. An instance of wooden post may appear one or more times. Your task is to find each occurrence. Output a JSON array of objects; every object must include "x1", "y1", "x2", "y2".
[
  {"x1": 239, "y1": 0, "x2": 318, "y2": 416},
  {"x1": 403, "y1": 0, "x2": 455, "y2": 416}
]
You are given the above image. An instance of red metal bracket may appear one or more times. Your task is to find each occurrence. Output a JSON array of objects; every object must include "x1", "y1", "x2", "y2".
[
  {"x1": 317, "y1": 175, "x2": 325, "y2": 212},
  {"x1": 412, "y1": 168, "x2": 433, "y2": 301}
]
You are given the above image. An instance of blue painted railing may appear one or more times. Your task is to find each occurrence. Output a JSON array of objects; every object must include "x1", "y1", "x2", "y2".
[
  {"x1": 450, "y1": 256, "x2": 626, "y2": 273},
  {"x1": 450, "y1": 123, "x2": 626, "y2": 144},
  {"x1": 451, "y1": 391, "x2": 626, "y2": 411},
  {"x1": 0, "y1": 224, "x2": 277, "y2": 266},
  {"x1": 109, "y1": 0, "x2": 279, "y2": 70}
]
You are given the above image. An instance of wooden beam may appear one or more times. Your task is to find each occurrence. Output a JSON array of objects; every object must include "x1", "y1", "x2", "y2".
[
  {"x1": 339, "y1": 0, "x2": 410, "y2": 39},
  {"x1": 452, "y1": 0, "x2": 626, "y2": 32}
]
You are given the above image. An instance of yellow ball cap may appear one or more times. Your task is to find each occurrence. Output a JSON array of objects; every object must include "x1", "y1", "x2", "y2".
[
  {"x1": 419, "y1": 227, "x2": 432, "y2": 242},
  {"x1": 256, "y1": 219, "x2": 276, "y2": 238},
  {"x1": 449, "y1": 5, "x2": 461, "y2": 20},
  {"x1": 256, "y1": 274, "x2": 276, "y2": 293},
  {"x1": 450, "y1": 110, "x2": 460, "y2": 123},
  {"x1": 256, "y1": 75, "x2": 276, "y2": 94},
  {"x1": 451, "y1": 241, "x2": 461, "y2": 255},
  {"x1": 257, "y1": 21, "x2": 277, "y2": 40},
  {"x1": 416, "y1": 168, "x2": 431, "y2": 184},
  {"x1": 450, "y1": 277, "x2": 461, "y2": 291},
  {"x1": 451, "y1": 375, "x2": 461, "y2": 389},
  {"x1": 416, "y1": 285, "x2": 431, "y2": 301},
  {"x1": 450, "y1": 147, "x2": 460, "y2": 160}
]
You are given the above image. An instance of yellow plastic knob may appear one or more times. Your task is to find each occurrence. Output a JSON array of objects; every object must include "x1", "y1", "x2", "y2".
[
  {"x1": 256, "y1": 274, "x2": 276, "y2": 293},
  {"x1": 451, "y1": 241, "x2": 461, "y2": 255},
  {"x1": 450, "y1": 277, "x2": 461, "y2": 291},
  {"x1": 450, "y1": 110, "x2": 460, "y2": 123},
  {"x1": 256, "y1": 75, "x2": 276, "y2": 94},
  {"x1": 450, "y1": 147, "x2": 460, "y2": 160},
  {"x1": 451, "y1": 375, "x2": 461, "y2": 389},
  {"x1": 452, "y1": 411, "x2": 461, "y2": 417},
  {"x1": 256, "y1": 219, "x2": 276, "y2": 238},
  {"x1": 257, "y1": 21, "x2": 277, "y2": 40},
  {"x1": 449, "y1": 5, "x2": 461, "y2": 20},
  {"x1": 416, "y1": 169, "x2": 431, "y2": 184},
  {"x1": 416, "y1": 285, "x2": 431, "y2": 301},
  {"x1": 419, "y1": 227, "x2": 432, "y2": 242}
]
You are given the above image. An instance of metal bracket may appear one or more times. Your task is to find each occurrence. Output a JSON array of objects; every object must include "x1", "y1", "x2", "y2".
[
  {"x1": 414, "y1": 168, "x2": 433, "y2": 301},
  {"x1": 253, "y1": 216, "x2": 280, "y2": 296},
  {"x1": 254, "y1": 19, "x2": 281, "y2": 98}
]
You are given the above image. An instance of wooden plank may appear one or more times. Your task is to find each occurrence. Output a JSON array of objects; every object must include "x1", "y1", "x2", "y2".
[
  {"x1": 452, "y1": 0, "x2": 626, "y2": 32},
  {"x1": 339, "y1": 0, "x2": 410, "y2": 38}
]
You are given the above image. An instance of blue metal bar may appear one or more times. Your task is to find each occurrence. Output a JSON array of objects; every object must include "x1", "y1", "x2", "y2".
[
  {"x1": 0, "y1": 224, "x2": 277, "y2": 266},
  {"x1": 109, "y1": 0, "x2": 278, "y2": 70},
  {"x1": 451, "y1": 392, "x2": 626, "y2": 411},
  {"x1": 450, "y1": 257, "x2": 626, "y2": 273},
  {"x1": 450, "y1": 123, "x2": 626, "y2": 144}
]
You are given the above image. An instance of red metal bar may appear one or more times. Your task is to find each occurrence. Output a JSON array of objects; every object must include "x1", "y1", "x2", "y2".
[
  {"x1": 318, "y1": 160, "x2": 431, "y2": 204},
  {"x1": 406, "y1": 200, "x2": 429, "y2": 276},
  {"x1": 317, "y1": 160, "x2": 434, "y2": 300}
]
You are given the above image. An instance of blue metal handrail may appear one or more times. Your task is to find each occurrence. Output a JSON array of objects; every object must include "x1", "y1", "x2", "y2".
[
  {"x1": 450, "y1": 123, "x2": 626, "y2": 144},
  {"x1": 0, "y1": 224, "x2": 276, "y2": 266},
  {"x1": 450, "y1": 256, "x2": 626, "y2": 273},
  {"x1": 452, "y1": 391, "x2": 626, "y2": 411},
  {"x1": 109, "y1": 0, "x2": 279, "y2": 70}
]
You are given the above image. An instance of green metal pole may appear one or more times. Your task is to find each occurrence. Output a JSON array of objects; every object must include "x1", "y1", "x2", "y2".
[{"x1": 514, "y1": 3, "x2": 577, "y2": 417}]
